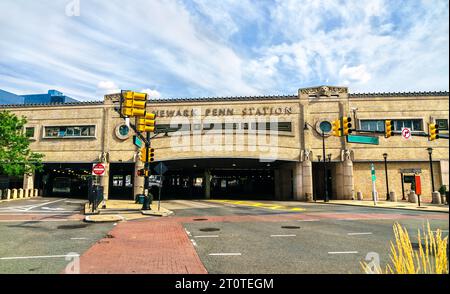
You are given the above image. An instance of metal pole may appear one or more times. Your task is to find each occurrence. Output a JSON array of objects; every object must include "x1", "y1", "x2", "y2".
[
  {"x1": 429, "y1": 152, "x2": 435, "y2": 192},
  {"x1": 158, "y1": 164, "x2": 163, "y2": 211},
  {"x1": 401, "y1": 173, "x2": 406, "y2": 200},
  {"x1": 142, "y1": 131, "x2": 151, "y2": 210},
  {"x1": 384, "y1": 157, "x2": 390, "y2": 201},
  {"x1": 322, "y1": 131, "x2": 328, "y2": 202}
]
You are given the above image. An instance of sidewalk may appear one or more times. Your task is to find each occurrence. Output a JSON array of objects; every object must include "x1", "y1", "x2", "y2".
[
  {"x1": 85, "y1": 199, "x2": 173, "y2": 221},
  {"x1": 320, "y1": 199, "x2": 449, "y2": 213}
]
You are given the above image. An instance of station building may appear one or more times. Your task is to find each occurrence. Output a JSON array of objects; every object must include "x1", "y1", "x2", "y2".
[{"x1": 0, "y1": 86, "x2": 448, "y2": 202}]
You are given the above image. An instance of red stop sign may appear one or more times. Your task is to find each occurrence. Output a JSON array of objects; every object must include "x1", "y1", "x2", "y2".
[{"x1": 92, "y1": 163, "x2": 106, "y2": 176}]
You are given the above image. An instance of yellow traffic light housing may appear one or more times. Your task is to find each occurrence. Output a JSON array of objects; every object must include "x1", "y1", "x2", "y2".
[
  {"x1": 140, "y1": 147, "x2": 155, "y2": 163},
  {"x1": 342, "y1": 117, "x2": 352, "y2": 136},
  {"x1": 332, "y1": 119, "x2": 341, "y2": 137},
  {"x1": 121, "y1": 91, "x2": 147, "y2": 117},
  {"x1": 137, "y1": 112, "x2": 156, "y2": 133},
  {"x1": 429, "y1": 123, "x2": 439, "y2": 141},
  {"x1": 385, "y1": 120, "x2": 392, "y2": 138}
]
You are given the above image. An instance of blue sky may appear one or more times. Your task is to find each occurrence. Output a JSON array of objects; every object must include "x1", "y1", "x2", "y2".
[{"x1": 0, "y1": 0, "x2": 448, "y2": 101}]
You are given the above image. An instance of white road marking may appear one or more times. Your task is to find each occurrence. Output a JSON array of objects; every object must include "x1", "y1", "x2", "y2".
[
  {"x1": 70, "y1": 238, "x2": 88, "y2": 240},
  {"x1": 209, "y1": 253, "x2": 241, "y2": 256},
  {"x1": 270, "y1": 234, "x2": 296, "y2": 237},
  {"x1": 190, "y1": 239, "x2": 198, "y2": 247},
  {"x1": 194, "y1": 235, "x2": 219, "y2": 238},
  {"x1": 347, "y1": 232, "x2": 373, "y2": 236},
  {"x1": 0, "y1": 219, "x2": 78, "y2": 222},
  {"x1": 328, "y1": 251, "x2": 359, "y2": 254},
  {"x1": 0, "y1": 254, "x2": 79, "y2": 260},
  {"x1": 42, "y1": 207, "x2": 66, "y2": 211},
  {"x1": 23, "y1": 198, "x2": 68, "y2": 211},
  {"x1": 0, "y1": 211, "x2": 78, "y2": 214}
]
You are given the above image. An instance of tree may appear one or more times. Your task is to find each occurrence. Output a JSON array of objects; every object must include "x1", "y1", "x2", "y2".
[{"x1": 0, "y1": 110, "x2": 44, "y2": 176}]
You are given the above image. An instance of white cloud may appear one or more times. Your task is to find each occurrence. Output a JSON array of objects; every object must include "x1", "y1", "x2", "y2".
[
  {"x1": 97, "y1": 81, "x2": 119, "y2": 95},
  {"x1": 141, "y1": 88, "x2": 162, "y2": 99},
  {"x1": 339, "y1": 65, "x2": 371, "y2": 84}
]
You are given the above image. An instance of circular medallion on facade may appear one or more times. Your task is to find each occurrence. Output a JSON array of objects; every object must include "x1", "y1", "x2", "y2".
[
  {"x1": 316, "y1": 120, "x2": 332, "y2": 136},
  {"x1": 115, "y1": 123, "x2": 131, "y2": 140}
]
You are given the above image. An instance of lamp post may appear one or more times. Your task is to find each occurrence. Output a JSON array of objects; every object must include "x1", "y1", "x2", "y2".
[
  {"x1": 317, "y1": 155, "x2": 322, "y2": 162},
  {"x1": 327, "y1": 154, "x2": 332, "y2": 162},
  {"x1": 383, "y1": 153, "x2": 390, "y2": 201},
  {"x1": 427, "y1": 147, "x2": 435, "y2": 192}
]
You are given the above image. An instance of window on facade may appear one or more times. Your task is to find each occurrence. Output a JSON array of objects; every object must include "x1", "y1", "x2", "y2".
[
  {"x1": 25, "y1": 127, "x2": 35, "y2": 138},
  {"x1": 360, "y1": 120, "x2": 385, "y2": 132},
  {"x1": 392, "y1": 119, "x2": 423, "y2": 131},
  {"x1": 44, "y1": 126, "x2": 95, "y2": 138},
  {"x1": 360, "y1": 119, "x2": 423, "y2": 132},
  {"x1": 436, "y1": 119, "x2": 449, "y2": 130}
]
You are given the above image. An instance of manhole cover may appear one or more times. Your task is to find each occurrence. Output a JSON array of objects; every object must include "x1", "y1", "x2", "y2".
[
  {"x1": 281, "y1": 226, "x2": 301, "y2": 229},
  {"x1": 57, "y1": 224, "x2": 88, "y2": 230},
  {"x1": 199, "y1": 228, "x2": 220, "y2": 232},
  {"x1": 193, "y1": 218, "x2": 208, "y2": 221}
]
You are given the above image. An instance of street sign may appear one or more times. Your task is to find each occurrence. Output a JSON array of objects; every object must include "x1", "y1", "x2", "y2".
[
  {"x1": 347, "y1": 135, "x2": 379, "y2": 145},
  {"x1": 401, "y1": 127, "x2": 412, "y2": 140},
  {"x1": 133, "y1": 135, "x2": 143, "y2": 148},
  {"x1": 155, "y1": 162, "x2": 168, "y2": 175},
  {"x1": 92, "y1": 163, "x2": 106, "y2": 176}
]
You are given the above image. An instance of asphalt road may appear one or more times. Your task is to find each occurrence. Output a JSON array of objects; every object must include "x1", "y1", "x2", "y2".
[
  {"x1": 0, "y1": 198, "x2": 114, "y2": 274},
  {"x1": 0, "y1": 198, "x2": 448, "y2": 274},
  {"x1": 163, "y1": 200, "x2": 449, "y2": 274}
]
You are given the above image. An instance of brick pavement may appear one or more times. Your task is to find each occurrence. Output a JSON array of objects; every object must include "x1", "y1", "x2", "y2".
[{"x1": 79, "y1": 219, "x2": 207, "y2": 274}]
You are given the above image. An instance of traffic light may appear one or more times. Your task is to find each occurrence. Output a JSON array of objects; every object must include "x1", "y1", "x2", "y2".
[
  {"x1": 429, "y1": 123, "x2": 439, "y2": 141},
  {"x1": 137, "y1": 112, "x2": 156, "y2": 132},
  {"x1": 121, "y1": 91, "x2": 147, "y2": 117},
  {"x1": 342, "y1": 117, "x2": 352, "y2": 136},
  {"x1": 332, "y1": 119, "x2": 341, "y2": 137},
  {"x1": 140, "y1": 147, "x2": 155, "y2": 163},
  {"x1": 137, "y1": 168, "x2": 148, "y2": 177},
  {"x1": 385, "y1": 120, "x2": 392, "y2": 138}
]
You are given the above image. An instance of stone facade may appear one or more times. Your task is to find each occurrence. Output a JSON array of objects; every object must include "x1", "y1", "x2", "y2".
[{"x1": 0, "y1": 86, "x2": 448, "y2": 202}]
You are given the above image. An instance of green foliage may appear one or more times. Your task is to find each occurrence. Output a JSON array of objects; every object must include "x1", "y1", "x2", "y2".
[
  {"x1": 438, "y1": 185, "x2": 447, "y2": 195},
  {"x1": 0, "y1": 110, "x2": 44, "y2": 176}
]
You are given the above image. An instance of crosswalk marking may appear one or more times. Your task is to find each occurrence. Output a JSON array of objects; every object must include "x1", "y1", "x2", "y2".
[{"x1": 209, "y1": 200, "x2": 305, "y2": 212}]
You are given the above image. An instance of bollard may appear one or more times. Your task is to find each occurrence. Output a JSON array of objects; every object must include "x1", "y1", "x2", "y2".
[
  {"x1": 11, "y1": 189, "x2": 18, "y2": 199},
  {"x1": 357, "y1": 191, "x2": 363, "y2": 201},
  {"x1": 431, "y1": 191, "x2": 441, "y2": 205},
  {"x1": 305, "y1": 192, "x2": 313, "y2": 202},
  {"x1": 18, "y1": 188, "x2": 24, "y2": 199},
  {"x1": 6, "y1": 189, "x2": 11, "y2": 200},
  {"x1": 408, "y1": 191, "x2": 418, "y2": 203},
  {"x1": 0, "y1": 189, "x2": 3, "y2": 200},
  {"x1": 389, "y1": 191, "x2": 397, "y2": 202},
  {"x1": 35, "y1": 189, "x2": 39, "y2": 197}
]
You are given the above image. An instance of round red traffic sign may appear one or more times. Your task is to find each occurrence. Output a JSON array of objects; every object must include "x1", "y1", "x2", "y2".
[
  {"x1": 401, "y1": 128, "x2": 411, "y2": 140},
  {"x1": 92, "y1": 163, "x2": 106, "y2": 176}
]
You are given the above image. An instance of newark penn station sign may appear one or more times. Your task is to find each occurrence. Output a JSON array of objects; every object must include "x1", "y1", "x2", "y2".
[{"x1": 153, "y1": 106, "x2": 293, "y2": 118}]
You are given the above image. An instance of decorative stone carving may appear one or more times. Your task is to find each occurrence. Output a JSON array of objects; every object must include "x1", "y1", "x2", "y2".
[{"x1": 300, "y1": 86, "x2": 348, "y2": 97}]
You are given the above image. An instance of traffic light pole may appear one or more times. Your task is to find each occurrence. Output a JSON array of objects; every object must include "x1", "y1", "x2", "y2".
[
  {"x1": 142, "y1": 131, "x2": 152, "y2": 210},
  {"x1": 322, "y1": 131, "x2": 329, "y2": 202}
]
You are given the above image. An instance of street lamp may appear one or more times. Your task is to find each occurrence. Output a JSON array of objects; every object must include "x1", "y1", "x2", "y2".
[
  {"x1": 327, "y1": 154, "x2": 332, "y2": 162},
  {"x1": 317, "y1": 155, "x2": 322, "y2": 162},
  {"x1": 427, "y1": 147, "x2": 435, "y2": 192},
  {"x1": 383, "y1": 153, "x2": 390, "y2": 201}
]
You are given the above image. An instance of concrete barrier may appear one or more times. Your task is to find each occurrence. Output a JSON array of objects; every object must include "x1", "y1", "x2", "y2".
[
  {"x1": 6, "y1": 189, "x2": 11, "y2": 200},
  {"x1": 408, "y1": 191, "x2": 418, "y2": 203},
  {"x1": 35, "y1": 189, "x2": 39, "y2": 197},
  {"x1": 19, "y1": 188, "x2": 24, "y2": 198},
  {"x1": 0, "y1": 189, "x2": 3, "y2": 200},
  {"x1": 389, "y1": 191, "x2": 397, "y2": 202},
  {"x1": 25, "y1": 189, "x2": 31, "y2": 198},
  {"x1": 432, "y1": 191, "x2": 441, "y2": 205}
]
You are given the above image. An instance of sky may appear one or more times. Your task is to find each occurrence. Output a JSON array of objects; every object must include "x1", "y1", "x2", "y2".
[{"x1": 0, "y1": 0, "x2": 449, "y2": 101}]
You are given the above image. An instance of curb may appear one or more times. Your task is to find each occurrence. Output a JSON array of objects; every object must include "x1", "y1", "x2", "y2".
[
  {"x1": 84, "y1": 215, "x2": 125, "y2": 223},
  {"x1": 141, "y1": 210, "x2": 174, "y2": 217},
  {"x1": 318, "y1": 201, "x2": 449, "y2": 214}
]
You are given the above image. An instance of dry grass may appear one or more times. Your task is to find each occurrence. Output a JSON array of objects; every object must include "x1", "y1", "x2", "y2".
[{"x1": 362, "y1": 222, "x2": 448, "y2": 274}]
